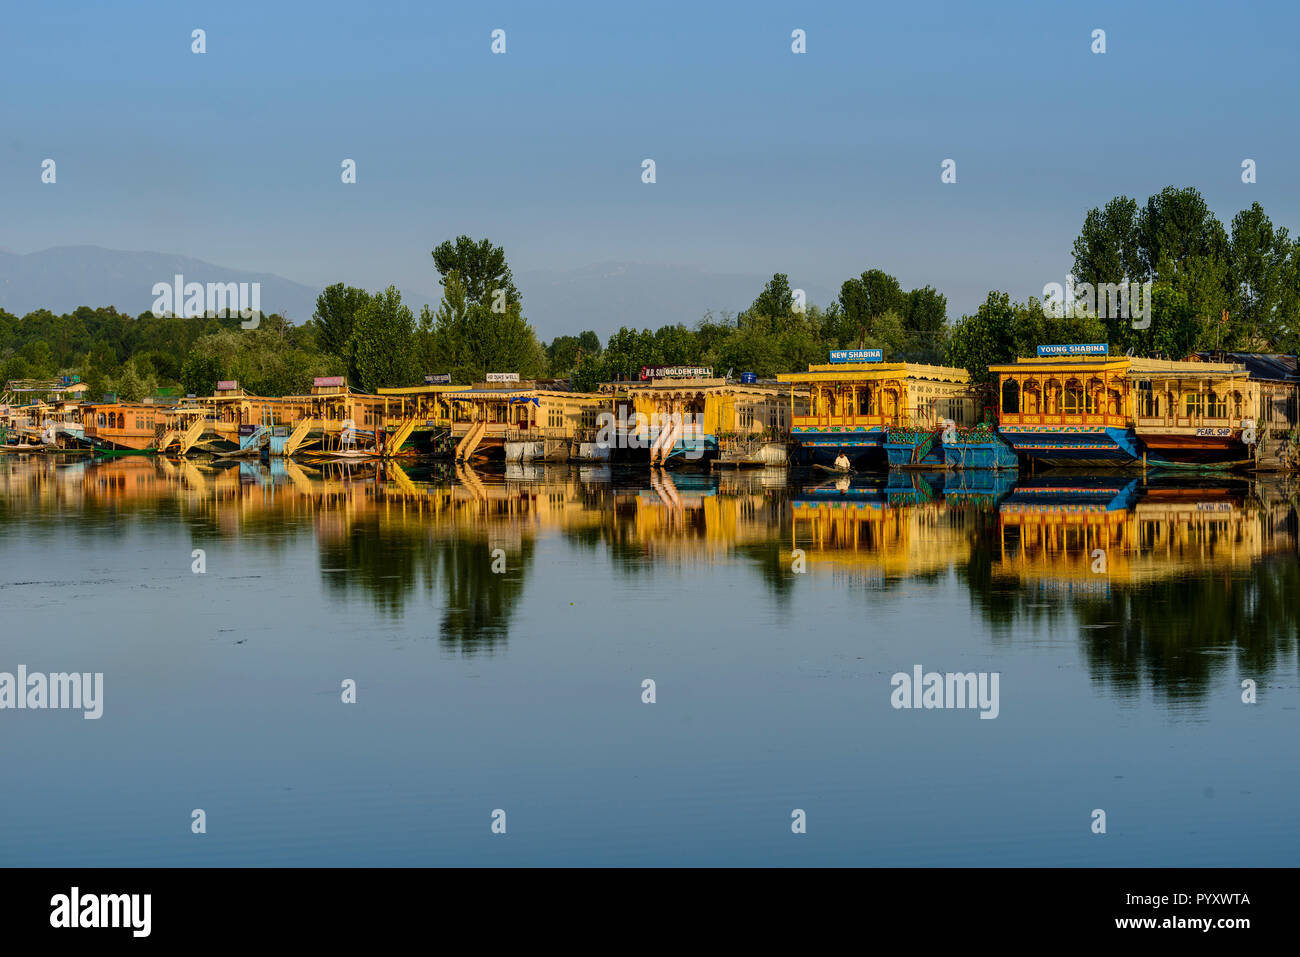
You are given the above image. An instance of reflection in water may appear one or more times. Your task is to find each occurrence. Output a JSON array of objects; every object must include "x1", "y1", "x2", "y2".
[{"x1": 1, "y1": 456, "x2": 1297, "y2": 695}]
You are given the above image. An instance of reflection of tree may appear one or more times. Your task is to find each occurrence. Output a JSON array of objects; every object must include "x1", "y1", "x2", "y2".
[
  {"x1": 961, "y1": 516, "x2": 1300, "y2": 701},
  {"x1": 1071, "y1": 559, "x2": 1300, "y2": 702},
  {"x1": 316, "y1": 519, "x2": 534, "y2": 653},
  {"x1": 429, "y1": 539, "x2": 534, "y2": 655}
]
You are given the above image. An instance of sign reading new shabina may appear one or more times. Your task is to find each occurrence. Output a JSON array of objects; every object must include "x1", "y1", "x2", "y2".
[
  {"x1": 639, "y1": 366, "x2": 713, "y2": 380},
  {"x1": 828, "y1": 349, "x2": 882, "y2": 364},
  {"x1": 1037, "y1": 343, "x2": 1108, "y2": 357}
]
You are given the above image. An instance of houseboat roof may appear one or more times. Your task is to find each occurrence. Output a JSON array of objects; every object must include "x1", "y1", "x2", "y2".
[
  {"x1": 1124, "y1": 357, "x2": 1248, "y2": 380},
  {"x1": 448, "y1": 388, "x2": 605, "y2": 401},
  {"x1": 987, "y1": 356, "x2": 1130, "y2": 374},
  {"x1": 1194, "y1": 352, "x2": 1300, "y2": 382},
  {"x1": 991, "y1": 354, "x2": 1253, "y2": 379},
  {"x1": 616, "y1": 378, "x2": 799, "y2": 394},
  {"x1": 777, "y1": 361, "x2": 969, "y2": 383},
  {"x1": 376, "y1": 384, "x2": 472, "y2": 395}
]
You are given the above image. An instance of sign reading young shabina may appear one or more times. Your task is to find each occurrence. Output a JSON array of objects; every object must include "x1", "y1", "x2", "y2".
[
  {"x1": 828, "y1": 349, "x2": 883, "y2": 364},
  {"x1": 424, "y1": 373, "x2": 451, "y2": 385},
  {"x1": 1037, "y1": 343, "x2": 1108, "y2": 357}
]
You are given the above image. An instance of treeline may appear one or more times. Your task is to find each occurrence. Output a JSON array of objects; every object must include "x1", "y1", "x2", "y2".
[
  {"x1": 950, "y1": 187, "x2": 1300, "y2": 382},
  {"x1": 0, "y1": 306, "x2": 334, "y2": 401},
  {"x1": 5, "y1": 188, "x2": 1300, "y2": 399}
]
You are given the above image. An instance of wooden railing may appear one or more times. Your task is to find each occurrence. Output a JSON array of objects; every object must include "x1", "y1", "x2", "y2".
[
  {"x1": 791, "y1": 413, "x2": 906, "y2": 429},
  {"x1": 504, "y1": 427, "x2": 575, "y2": 442},
  {"x1": 998, "y1": 412, "x2": 1129, "y2": 428}
]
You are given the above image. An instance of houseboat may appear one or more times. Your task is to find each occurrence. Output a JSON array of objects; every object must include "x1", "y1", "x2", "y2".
[
  {"x1": 450, "y1": 382, "x2": 607, "y2": 463},
  {"x1": 990, "y1": 349, "x2": 1141, "y2": 467},
  {"x1": 1125, "y1": 357, "x2": 1256, "y2": 468},
  {"x1": 375, "y1": 381, "x2": 472, "y2": 457},
  {"x1": 777, "y1": 351, "x2": 1013, "y2": 469},
  {"x1": 1193, "y1": 353, "x2": 1300, "y2": 470},
  {"x1": 608, "y1": 372, "x2": 807, "y2": 467},
  {"x1": 993, "y1": 347, "x2": 1299, "y2": 470}
]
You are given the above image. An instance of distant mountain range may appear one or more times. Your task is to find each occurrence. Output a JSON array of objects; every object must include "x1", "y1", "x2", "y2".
[
  {"x1": 0, "y1": 246, "x2": 840, "y2": 341},
  {"x1": 515, "y1": 262, "x2": 839, "y2": 340},
  {"x1": 0, "y1": 246, "x2": 321, "y2": 323}
]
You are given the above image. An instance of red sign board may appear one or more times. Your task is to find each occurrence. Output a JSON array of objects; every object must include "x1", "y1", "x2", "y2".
[
  {"x1": 216, "y1": 380, "x2": 238, "y2": 391},
  {"x1": 313, "y1": 376, "x2": 346, "y2": 388},
  {"x1": 639, "y1": 366, "x2": 713, "y2": 380}
]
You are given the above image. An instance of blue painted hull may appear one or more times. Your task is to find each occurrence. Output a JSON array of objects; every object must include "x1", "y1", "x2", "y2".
[
  {"x1": 790, "y1": 427, "x2": 887, "y2": 468},
  {"x1": 884, "y1": 438, "x2": 944, "y2": 467},
  {"x1": 663, "y1": 434, "x2": 719, "y2": 463},
  {"x1": 940, "y1": 435, "x2": 1019, "y2": 470},
  {"x1": 997, "y1": 426, "x2": 1141, "y2": 467},
  {"x1": 941, "y1": 469, "x2": 1017, "y2": 500}
]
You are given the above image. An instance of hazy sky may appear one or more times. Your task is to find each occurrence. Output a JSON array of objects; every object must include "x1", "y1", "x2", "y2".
[{"x1": 3, "y1": 0, "x2": 1298, "y2": 322}]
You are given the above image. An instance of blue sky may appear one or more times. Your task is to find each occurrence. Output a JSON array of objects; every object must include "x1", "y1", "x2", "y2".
[{"x1": 3, "y1": 0, "x2": 1298, "y2": 332}]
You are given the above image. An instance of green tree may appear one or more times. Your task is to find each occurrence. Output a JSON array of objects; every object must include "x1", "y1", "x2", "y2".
[
  {"x1": 1137, "y1": 186, "x2": 1230, "y2": 325},
  {"x1": 312, "y1": 283, "x2": 371, "y2": 375},
  {"x1": 947, "y1": 292, "x2": 1019, "y2": 384},
  {"x1": 839, "y1": 269, "x2": 907, "y2": 343},
  {"x1": 180, "y1": 350, "x2": 223, "y2": 396},
  {"x1": 432, "y1": 236, "x2": 521, "y2": 306},
  {"x1": 747, "y1": 273, "x2": 796, "y2": 318},
  {"x1": 1072, "y1": 195, "x2": 1142, "y2": 290},
  {"x1": 1228, "y1": 202, "x2": 1291, "y2": 348},
  {"x1": 347, "y1": 286, "x2": 417, "y2": 392}
]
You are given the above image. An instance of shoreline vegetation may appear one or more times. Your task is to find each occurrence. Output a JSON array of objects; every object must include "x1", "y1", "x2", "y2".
[{"x1": 5, "y1": 187, "x2": 1300, "y2": 401}]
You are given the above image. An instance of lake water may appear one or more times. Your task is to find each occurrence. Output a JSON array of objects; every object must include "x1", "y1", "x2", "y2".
[{"x1": 1, "y1": 455, "x2": 1296, "y2": 866}]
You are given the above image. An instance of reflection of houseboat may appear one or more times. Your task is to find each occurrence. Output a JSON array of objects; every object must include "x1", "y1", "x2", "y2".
[
  {"x1": 777, "y1": 357, "x2": 1012, "y2": 469},
  {"x1": 790, "y1": 482, "x2": 970, "y2": 579},
  {"x1": 993, "y1": 476, "x2": 1286, "y2": 587}
]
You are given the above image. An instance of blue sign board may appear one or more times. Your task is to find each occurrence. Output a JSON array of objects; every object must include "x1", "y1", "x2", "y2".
[
  {"x1": 829, "y1": 349, "x2": 883, "y2": 364},
  {"x1": 1037, "y1": 343, "x2": 1108, "y2": 357}
]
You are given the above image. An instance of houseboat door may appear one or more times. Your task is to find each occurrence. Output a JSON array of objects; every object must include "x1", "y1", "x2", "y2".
[{"x1": 882, "y1": 387, "x2": 900, "y2": 426}]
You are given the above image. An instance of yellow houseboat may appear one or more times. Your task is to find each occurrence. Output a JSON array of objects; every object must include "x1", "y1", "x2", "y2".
[
  {"x1": 608, "y1": 373, "x2": 808, "y2": 466},
  {"x1": 451, "y1": 382, "x2": 608, "y2": 463},
  {"x1": 993, "y1": 347, "x2": 1299, "y2": 469},
  {"x1": 777, "y1": 351, "x2": 1012, "y2": 469}
]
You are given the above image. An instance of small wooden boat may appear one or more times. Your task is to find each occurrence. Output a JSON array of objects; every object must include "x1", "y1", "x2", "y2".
[
  {"x1": 328, "y1": 449, "x2": 381, "y2": 460},
  {"x1": 0, "y1": 443, "x2": 45, "y2": 453},
  {"x1": 813, "y1": 463, "x2": 854, "y2": 474}
]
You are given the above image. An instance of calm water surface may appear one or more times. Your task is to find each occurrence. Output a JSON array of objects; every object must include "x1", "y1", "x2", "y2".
[{"x1": 1, "y1": 456, "x2": 1297, "y2": 866}]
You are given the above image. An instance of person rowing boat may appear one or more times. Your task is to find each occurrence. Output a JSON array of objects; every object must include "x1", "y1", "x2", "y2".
[{"x1": 833, "y1": 452, "x2": 851, "y2": 472}]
